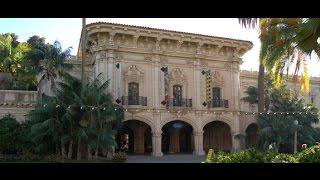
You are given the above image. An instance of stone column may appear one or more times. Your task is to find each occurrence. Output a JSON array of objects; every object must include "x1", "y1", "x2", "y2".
[
  {"x1": 152, "y1": 132, "x2": 163, "y2": 157},
  {"x1": 114, "y1": 60, "x2": 121, "y2": 101},
  {"x1": 169, "y1": 128, "x2": 180, "y2": 153},
  {"x1": 194, "y1": 61, "x2": 202, "y2": 109},
  {"x1": 107, "y1": 50, "x2": 115, "y2": 97},
  {"x1": 193, "y1": 131, "x2": 205, "y2": 156},
  {"x1": 153, "y1": 56, "x2": 161, "y2": 108},
  {"x1": 231, "y1": 128, "x2": 241, "y2": 152}
]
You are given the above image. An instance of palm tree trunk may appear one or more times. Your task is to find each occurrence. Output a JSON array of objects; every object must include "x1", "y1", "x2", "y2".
[
  {"x1": 87, "y1": 147, "x2": 92, "y2": 160},
  {"x1": 55, "y1": 143, "x2": 59, "y2": 155},
  {"x1": 77, "y1": 138, "x2": 81, "y2": 160},
  {"x1": 81, "y1": 18, "x2": 86, "y2": 86},
  {"x1": 67, "y1": 140, "x2": 73, "y2": 159},
  {"x1": 94, "y1": 149, "x2": 98, "y2": 160},
  {"x1": 258, "y1": 64, "x2": 265, "y2": 112},
  {"x1": 61, "y1": 140, "x2": 66, "y2": 158}
]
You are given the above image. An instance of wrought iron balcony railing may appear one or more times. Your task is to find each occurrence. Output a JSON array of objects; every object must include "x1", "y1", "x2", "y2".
[
  {"x1": 168, "y1": 98, "x2": 192, "y2": 107},
  {"x1": 208, "y1": 99, "x2": 229, "y2": 108},
  {"x1": 122, "y1": 96, "x2": 147, "y2": 106}
]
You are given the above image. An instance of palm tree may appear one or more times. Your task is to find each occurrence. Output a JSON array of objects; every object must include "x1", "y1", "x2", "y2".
[
  {"x1": 0, "y1": 34, "x2": 29, "y2": 89},
  {"x1": 25, "y1": 41, "x2": 72, "y2": 96},
  {"x1": 239, "y1": 18, "x2": 266, "y2": 112},
  {"x1": 73, "y1": 73, "x2": 123, "y2": 160},
  {"x1": 81, "y1": 18, "x2": 86, "y2": 86},
  {"x1": 257, "y1": 86, "x2": 319, "y2": 153},
  {"x1": 242, "y1": 86, "x2": 259, "y2": 105},
  {"x1": 239, "y1": 18, "x2": 320, "y2": 102},
  {"x1": 27, "y1": 96, "x2": 64, "y2": 155}
]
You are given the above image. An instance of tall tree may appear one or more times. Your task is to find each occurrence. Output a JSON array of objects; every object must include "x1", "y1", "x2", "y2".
[
  {"x1": 24, "y1": 41, "x2": 72, "y2": 95},
  {"x1": 239, "y1": 18, "x2": 266, "y2": 112},
  {"x1": 0, "y1": 33, "x2": 29, "y2": 74},
  {"x1": 257, "y1": 86, "x2": 319, "y2": 153},
  {"x1": 81, "y1": 18, "x2": 86, "y2": 86},
  {"x1": 239, "y1": 18, "x2": 320, "y2": 97}
]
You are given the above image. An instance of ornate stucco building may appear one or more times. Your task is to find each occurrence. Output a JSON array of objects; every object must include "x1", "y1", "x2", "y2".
[{"x1": 1, "y1": 22, "x2": 320, "y2": 157}]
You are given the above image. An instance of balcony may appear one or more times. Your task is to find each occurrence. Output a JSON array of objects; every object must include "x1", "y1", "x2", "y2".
[
  {"x1": 208, "y1": 99, "x2": 229, "y2": 108},
  {"x1": 122, "y1": 96, "x2": 147, "y2": 106},
  {"x1": 168, "y1": 98, "x2": 192, "y2": 108}
]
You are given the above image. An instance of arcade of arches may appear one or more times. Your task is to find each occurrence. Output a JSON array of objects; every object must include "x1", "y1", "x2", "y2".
[
  {"x1": 116, "y1": 120, "x2": 152, "y2": 154},
  {"x1": 203, "y1": 121, "x2": 232, "y2": 153},
  {"x1": 162, "y1": 120, "x2": 194, "y2": 154},
  {"x1": 245, "y1": 123, "x2": 259, "y2": 148},
  {"x1": 116, "y1": 119, "x2": 259, "y2": 156}
]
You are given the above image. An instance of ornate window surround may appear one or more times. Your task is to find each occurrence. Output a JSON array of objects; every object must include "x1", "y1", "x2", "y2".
[
  {"x1": 123, "y1": 64, "x2": 145, "y2": 97},
  {"x1": 168, "y1": 68, "x2": 188, "y2": 99}
]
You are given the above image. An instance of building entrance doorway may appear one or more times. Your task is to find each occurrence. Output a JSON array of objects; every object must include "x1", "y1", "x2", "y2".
[
  {"x1": 162, "y1": 120, "x2": 194, "y2": 154},
  {"x1": 116, "y1": 120, "x2": 152, "y2": 155}
]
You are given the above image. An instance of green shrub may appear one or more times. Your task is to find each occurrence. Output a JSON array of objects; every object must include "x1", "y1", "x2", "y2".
[
  {"x1": 111, "y1": 152, "x2": 127, "y2": 163},
  {"x1": 271, "y1": 154, "x2": 299, "y2": 163},
  {"x1": 0, "y1": 154, "x2": 20, "y2": 162},
  {"x1": 20, "y1": 151, "x2": 42, "y2": 161},
  {"x1": 42, "y1": 154, "x2": 66, "y2": 162},
  {"x1": 0, "y1": 114, "x2": 22, "y2": 154},
  {"x1": 214, "y1": 151, "x2": 232, "y2": 163},
  {"x1": 230, "y1": 149, "x2": 264, "y2": 163},
  {"x1": 298, "y1": 143, "x2": 320, "y2": 163},
  {"x1": 204, "y1": 149, "x2": 283, "y2": 163}
]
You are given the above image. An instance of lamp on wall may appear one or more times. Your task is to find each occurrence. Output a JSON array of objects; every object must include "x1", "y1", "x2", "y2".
[{"x1": 116, "y1": 63, "x2": 120, "y2": 69}]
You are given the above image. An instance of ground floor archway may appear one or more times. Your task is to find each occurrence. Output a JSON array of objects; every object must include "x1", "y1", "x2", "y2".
[
  {"x1": 116, "y1": 120, "x2": 152, "y2": 155},
  {"x1": 203, "y1": 121, "x2": 232, "y2": 153},
  {"x1": 161, "y1": 120, "x2": 194, "y2": 154},
  {"x1": 245, "y1": 123, "x2": 259, "y2": 148}
]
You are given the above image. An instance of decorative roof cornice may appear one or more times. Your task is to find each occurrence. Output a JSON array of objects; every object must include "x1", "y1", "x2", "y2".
[
  {"x1": 77, "y1": 22, "x2": 254, "y2": 57},
  {"x1": 85, "y1": 22, "x2": 253, "y2": 45}
]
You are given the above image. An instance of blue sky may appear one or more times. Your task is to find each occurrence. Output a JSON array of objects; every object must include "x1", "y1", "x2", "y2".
[{"x1": 0, "y1": 18, "x2": 319, "y2": 76}]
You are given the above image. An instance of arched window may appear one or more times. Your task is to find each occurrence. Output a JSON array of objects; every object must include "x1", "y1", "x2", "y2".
[
  {"x1": 212, "y1": 87, "x2": 221, "y2": 100},
  {"x1": 212, "y1": 87, "x2": 221, "y2": 107},
  {"x1": 173, "y1": 85, "x2": 183, "y2": 106},
  {"x1": 128, "y1": 82, "x2": 139, "y2": 105}
]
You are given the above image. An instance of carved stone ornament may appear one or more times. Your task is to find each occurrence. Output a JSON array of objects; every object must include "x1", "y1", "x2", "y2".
[
  {"x1": 124, "y1": 65, "x2": 144, "y2": 82},
  {"x1": 145, "y1": 56, "x2": 152, "y2": 62},
  {"x1": 169, "y1": 68, "x2": 186, "y2": 85},
  {"x1": 224, "y1": 62, "x2": 232, "y2": 69},
  {"x1": 211, "y1": 71, "x2": 224, "y2": 87}
]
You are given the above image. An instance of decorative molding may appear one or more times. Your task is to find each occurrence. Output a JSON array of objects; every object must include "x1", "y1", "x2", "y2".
[
  {"x1": 211, "y1": 71, "x2": 224, "y2": 87},
  {"x1": 224, "y1": 62, "x2": 232, "y2": 69},
  {"x1": 169, "y1": 68, "x2": 186, "y2": 85},
  {"x1": 123, "y1": 65, "x2": 144, "y2": 83},
  {"x1": 145, "y1": 56, "x2": 152, "y2": 62}
]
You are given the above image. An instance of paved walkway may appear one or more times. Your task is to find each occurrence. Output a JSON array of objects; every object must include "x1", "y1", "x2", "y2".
[{"x1": 126, "y1": 154, "x2": 206, "y2": 163}]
